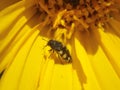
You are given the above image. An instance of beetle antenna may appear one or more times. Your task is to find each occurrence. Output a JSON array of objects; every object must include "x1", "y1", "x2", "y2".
[{"x1": 42, "y1": 38, "x2": 48, "y2": 49}]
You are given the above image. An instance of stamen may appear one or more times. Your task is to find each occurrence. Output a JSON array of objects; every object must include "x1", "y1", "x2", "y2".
[{"x1": 35, "y1": 0, "x2": 118, "y2": 41}]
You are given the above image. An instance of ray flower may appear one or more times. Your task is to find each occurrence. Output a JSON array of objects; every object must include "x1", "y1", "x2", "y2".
[{"x1": 0, "y1": 0, "x2": 120, "y2": 90}]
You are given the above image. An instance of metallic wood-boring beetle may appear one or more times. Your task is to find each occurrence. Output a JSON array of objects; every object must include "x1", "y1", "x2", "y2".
[{"x1": 46, "y1": 39, "x2": 72, "y2": 63}]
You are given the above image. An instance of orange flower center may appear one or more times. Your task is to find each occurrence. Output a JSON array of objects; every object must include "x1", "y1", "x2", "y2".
[{"x1": 35, "y1": 0, "x2": 118, "y2": 42}]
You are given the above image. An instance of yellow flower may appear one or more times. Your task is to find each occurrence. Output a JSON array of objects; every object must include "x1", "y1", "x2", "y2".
[{"x1": 0, "y1": 0, "x2": 120, "y2": 90}]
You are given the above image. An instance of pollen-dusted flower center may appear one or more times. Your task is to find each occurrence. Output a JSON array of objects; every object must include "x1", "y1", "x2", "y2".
[{"x1": 35, "y1": 0, "x2": 117, "y2": 41}]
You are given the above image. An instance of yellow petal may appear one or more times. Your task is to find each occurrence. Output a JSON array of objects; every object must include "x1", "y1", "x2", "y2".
[
  {"x1": 93, "y1": 25, "x2": 120, "y2": 77},
  {"x1": 0, "y1": 0, "x2": 33, "y2": 34},
  {"x1": 0, "y1": 28, "x2": 40, "y2": 90},
  {"x1": 0, "y1": 15, "x2": 39, "y2": 73},
  {"x1": 50, "y1": 64, "x2": 72, "y2": 90},
  {"x1": 73, "y1": 32, "x2": 101, "y2": 90},
  {"x1": 74, "y1": 30, "x2": 120, "y2": 90},
  {"x1": 108, "y1": 19, "x2": 120, "y2": 36},
  {"x1": 18, "y1": 35, "x2": 45, "y2": 90},
  {"x1": 0, "y1": 6, "x2": 36, "y2": 54},
  {"x1": 37, "y1": 59, "x2": 55, "y2": 90}
]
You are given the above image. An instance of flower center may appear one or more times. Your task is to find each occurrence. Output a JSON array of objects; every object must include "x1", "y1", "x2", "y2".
[{"x1": 35, "y1": 0, "x2": 117, "y2": 42}]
